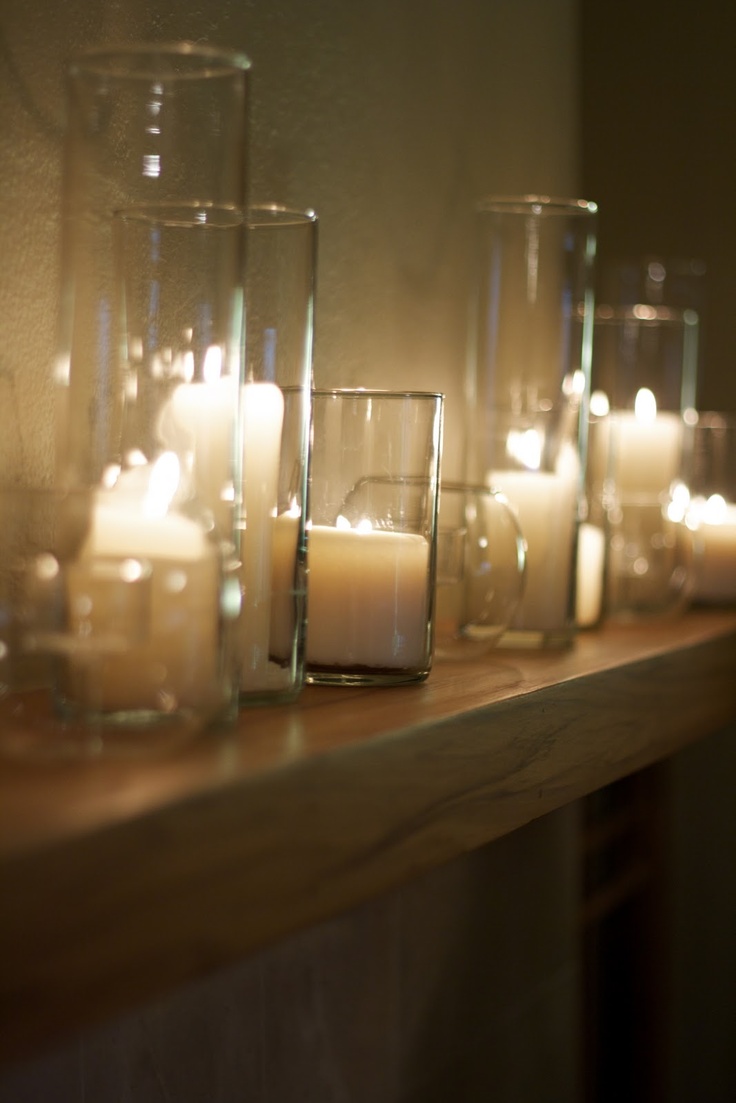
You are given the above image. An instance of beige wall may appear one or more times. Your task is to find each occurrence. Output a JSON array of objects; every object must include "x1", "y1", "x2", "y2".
[{"x1": 0, "y1": 0, "x2": 579, "y2": 484}]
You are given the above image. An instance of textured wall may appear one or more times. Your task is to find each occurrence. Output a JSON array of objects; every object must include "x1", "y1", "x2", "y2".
[{"x1": 0, "y1": 0, "x2": 579, "y2": 483}]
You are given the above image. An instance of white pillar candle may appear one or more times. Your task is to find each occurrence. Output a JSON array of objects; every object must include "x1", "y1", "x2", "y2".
[
  {"x1": 164, "y1": 375, "x2": 286, "y2": 687},
  {"x1": 240, "y1": 382, "x2": 285, "y2": 686},
  {"x1": 690, "y1": 496, "x2": 736, "y2": 603},
  {"x1": 66, "y1": 485, "x2": 220, "y2": 714},
  {"x1": 164, "y1": 373, "x2": 237, "y2": 531},
  {"x1": 604, "y1": 391, "x2": 683, "y2": 499},
  {"x1": 306, "y1": 524, "x2": 430, "y2": 671},
  {"x1": 488, "y1": 469, "x2": 577, "y2": 632},
  {"x1": 576, "y1": 521, "x2": 605, "y2": 627}
]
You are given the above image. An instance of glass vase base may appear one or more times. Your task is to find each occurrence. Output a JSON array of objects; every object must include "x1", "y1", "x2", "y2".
[
  {"x1": 306, "y1": 666, "x2": 430, "y2": 687},
  {"x1": 0, "y1": 686, "x2": 212, "y2": 763},
  {"x1": 495, "y1": 626, "x2": 576, "y2": 650}
]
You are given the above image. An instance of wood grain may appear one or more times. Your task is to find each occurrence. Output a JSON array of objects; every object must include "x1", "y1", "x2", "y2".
[{"x1": 1, "y1": 610, "x2": 735, "y2": 1065}]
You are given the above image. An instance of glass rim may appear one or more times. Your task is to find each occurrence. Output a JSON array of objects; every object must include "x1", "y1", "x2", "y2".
[
  {"x1": 68, "y1": 41, "x2": 251, "y2": 80},
  {"x1": 114, "y1": 201, "x2": 246, "y2": 230},
  {"x1": 688, "y1": 410, "x2": 736, "y2": 431},
  {"x1": 440, "y1": 480, "x2": 512, "y2": 497},
  {"x1": 476, "y1": 194, "x2": 598, "y2": 216},
  {"x1": 312, "y1": 387, "x2": 444, "y2": 402},
  {"x1": 248, "y1": 204, "x2": 318, "y2": 230},
  {"x1": 595, "y1": 303, "x2": 699, "y2": 327},
  {"x1": 113, "y1": 202, "x2": 319, "y2": 231}
]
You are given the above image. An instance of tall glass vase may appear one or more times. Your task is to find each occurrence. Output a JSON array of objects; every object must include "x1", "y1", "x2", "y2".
[
  {"x1": 56, "y1": 43, "x2": 250, "y2": 490},
  {"x1": 238, "y1": 205, "x2": 316, "y2": 704},
  {"x1": 466, "y1": 195, "x2": 598, "y2": 647},
  {"x1": 48, "y1": 44, "x2": 251, "y2": 744},
  {"x1": 591, "y1": 305, "x2": 699, "y2": 620}
]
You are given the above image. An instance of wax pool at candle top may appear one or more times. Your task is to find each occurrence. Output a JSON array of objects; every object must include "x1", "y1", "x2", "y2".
[{"x1": 305, "y1": 524, "x2": 430, "y2": 671}]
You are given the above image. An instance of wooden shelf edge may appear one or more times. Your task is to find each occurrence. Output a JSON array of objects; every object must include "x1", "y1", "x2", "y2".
[{"x1": 1, "y1": 611, "x2": 735, "y2": 1066}]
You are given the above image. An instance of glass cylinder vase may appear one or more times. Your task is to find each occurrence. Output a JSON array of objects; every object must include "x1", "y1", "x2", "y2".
[
  {"x1": 50, "y1": 202, "x2": 246, "y2": 739},
  {"x1": 465, "y1": 195, "x2": 598, "y2": 647},
  {"x1": 307, "y1": 389, "x2": 443, "y2": 686},
  {"x1": 238, "y1": 205, "x2": 316, "y2": 704},
  {"x1": 56, "y1": 43, "x2": 250, "y2": 490},
  {"x1": 591, "y1": 305, "x2": 699, "y2": 619},
  {"x1": 684, "y1": 412, "x2": 736, "y2": 606}
]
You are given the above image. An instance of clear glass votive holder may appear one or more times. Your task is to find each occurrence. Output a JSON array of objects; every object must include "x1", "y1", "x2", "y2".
[
  {"x1": 466, "y1": 195, "x2": 598, "y2": 647},
  {"x1": 685, "y1": 412, "x2": 736, "y2": 605},
  {"x1": 592, "y1": 306, "x2": 698, "y2": 620},
  {"x1": 576, "y1": 398, "x2": 610, "y2": 629},
  {"x1": 471, "y1": 408, "x2": 584, "y2": 646},
  {"x1": 238, "y1": 205, "x2": 316, "y2": 705},
  {"x1": 45, "y1": 202, "x2": 248, "y2": 740},
  {"x1": 57, "y1": 43, "x2": 251, "y2": 490},
  {"x1": 434, "y1": 482, "x2": 526, "y2": 660},
  {"x1": 0, "y1": 487, "x2": 235, "y2": 760},
  {"x1": 306, "y1": 389, "x2": 443, "y2": 686}
]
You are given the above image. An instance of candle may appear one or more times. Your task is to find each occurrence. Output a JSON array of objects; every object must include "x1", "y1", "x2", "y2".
[
  {"x1": 603, "y1": 390, "x2": 683, "y2": 499},
  {"x1": 65, "y1": 476, "x2": 220, "y2": 714},
  {"x1": 689, "y1": 496, "x2": 736, "y2": 603},
  {"x1": 163, "y1": 375, "x2": 286, "y2": 688},
  {"x1": 305, "y1": 524, "x2": 430, "y2": 671},
  {"x1": 240, "y1": 382, "x2": 285, "y2": 686},
  {"x1": 576, "y1": 521, "x2": 605, "y2": 627},
  {"x1": 165, "y1": 372, "x2": 237, "y2": 531},
  {"x1": 488, "y1": 469, "x2": 576, "y2": 632}
]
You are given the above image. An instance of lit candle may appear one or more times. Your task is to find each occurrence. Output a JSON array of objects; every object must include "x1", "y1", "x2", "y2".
[
  {"x1": 689, "y1": 495, "x2": 736, "y2": 603},
  {"x1": 164, "y1": 354, "x2": 237, "y2": 532},
  {"x1": 65, "y1": 462, "x2": 220, "y2": 714},
  {"x1": 488, "y1": 470, "x2": 577, "y2": 632},
  {"x1": 164, "y1": 372, "x2": 287, "y2": 688},
  {"x1": 576, "y1": 521, "x2": 605, "y2": 627},
  {"x1": 306, "y1": 524, "x2": 430, "y2": 672},
  {"x1": 240, "y1": 382, "x2": 285, "y2": 686},
  {"x1": 606, "y1": 389, "x2": 683, "y2": 499}
]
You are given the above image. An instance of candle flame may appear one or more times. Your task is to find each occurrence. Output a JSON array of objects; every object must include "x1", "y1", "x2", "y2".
[
  {"x1": 144, "y1": 451, "x2": 181, "y2": 517},
  {"x1": 506, "y1": 428, "x2": 542, "y2": 470},
  {"x1": 704, "y1": 493, "x2": 728, "y2": 525},
  {"x1": 634, "y1": 388, "x2": 657, "y2": 423},
  {"x1": 667, "y1": 481, "x2": 691, "y2": 523},
  {"x1": 203, "y1": 345, "x2": 223, "y2": 383},
  {"x1": 335, "y1": 514, "x2": 373, "y2": 533},
  {"x1": 590, "y1": 390, "x2": 610, "y2": 418}
]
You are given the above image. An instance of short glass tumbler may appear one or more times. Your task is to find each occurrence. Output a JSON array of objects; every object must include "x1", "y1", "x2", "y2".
[{"x1": 306, "y1": 389, "x2": 443, "y2": 685}]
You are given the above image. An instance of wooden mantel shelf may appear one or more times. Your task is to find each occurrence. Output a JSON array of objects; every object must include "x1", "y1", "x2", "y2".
[{"x1": 1, "y1": 609, "x2": 736, "y2": 1066}]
